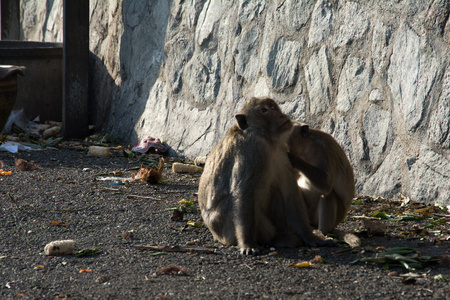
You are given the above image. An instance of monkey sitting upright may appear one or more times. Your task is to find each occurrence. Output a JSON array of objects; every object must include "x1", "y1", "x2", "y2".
[
  {"x1": 198, "y1": 97, "x2": 333, "y2": 255},
  {"x1": 287, "y1": 122, "x2": 355, "y2": 234}
]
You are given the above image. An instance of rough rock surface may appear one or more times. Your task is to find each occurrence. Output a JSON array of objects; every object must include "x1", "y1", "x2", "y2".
[{"x1": 18, "y1": 0, "x2": 450, "y2": 206}]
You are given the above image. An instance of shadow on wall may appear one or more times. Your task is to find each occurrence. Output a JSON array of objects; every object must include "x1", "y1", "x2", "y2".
[{"x1": 89, "y1": 1, "x2": 169, "y2": 145}]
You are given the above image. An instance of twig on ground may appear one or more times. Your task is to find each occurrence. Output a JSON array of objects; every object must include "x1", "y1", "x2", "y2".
[
  {"x1": 134, "y1": 244, "x2": 216, "y2": 254},
  {"x1": 126, "y1": 194, "x2": 163, "y2": 200},
  {"x1": 8, "y1": 192, "x2": 102, "y2": 214}
]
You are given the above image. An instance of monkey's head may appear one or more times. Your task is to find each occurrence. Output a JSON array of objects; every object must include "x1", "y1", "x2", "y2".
[
  {"x1": 288, "y1": 122, "x2": 313, "y2": 152},
  {"x1": 235, "y1": 97, "x2": 293, "y2": 141}
]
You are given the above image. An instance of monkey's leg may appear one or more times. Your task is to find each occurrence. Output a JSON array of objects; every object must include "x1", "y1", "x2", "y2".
[
  {"x1": 255, "y1": 212, "x2": 276, "y2": 246},
  {"x1": 317, "y1": 194, "x2": 338, "y2": 234},
  {"x1": 283, "y1": 187, "x2": 334, "y2": 247}
]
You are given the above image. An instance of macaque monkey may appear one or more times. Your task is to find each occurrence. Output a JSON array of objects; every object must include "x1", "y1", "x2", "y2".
[
  {"x1": 287, "y1": 122, "x2": 355, "y2": 234},
  {"x1": 198, "y1": 97, "x2": 332, "y2": 255}
]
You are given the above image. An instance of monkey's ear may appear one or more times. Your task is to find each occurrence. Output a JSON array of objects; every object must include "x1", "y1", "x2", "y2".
[
  {"x1": 235, "y1": 114, "x2": 249, "y2": 130},
  {"x1": 300, "y1": 125, "x2": 309, "y2": 137}
]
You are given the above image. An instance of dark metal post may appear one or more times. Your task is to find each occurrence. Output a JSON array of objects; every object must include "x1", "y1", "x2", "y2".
[{"x1": 62, "y1": 0, "x2": 89, "y2": 139}]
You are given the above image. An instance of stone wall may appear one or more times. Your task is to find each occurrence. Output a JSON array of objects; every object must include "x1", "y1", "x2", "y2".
[{"x1": 19, "y1": 0, "x2": 450, "y2": 206}]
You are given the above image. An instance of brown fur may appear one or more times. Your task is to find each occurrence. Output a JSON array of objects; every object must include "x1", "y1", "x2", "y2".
[
  {"x1": 198, "y1": 98, "x2": 332, "y2": 255},
  {"x1": 288, "y1": 122, "x2": 355, "y2": 234}
]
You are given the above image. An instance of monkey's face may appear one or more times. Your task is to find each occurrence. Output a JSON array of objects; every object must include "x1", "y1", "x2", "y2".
[
  {"x1": 257, "y1": 99, "x2": 293, "y2": 134},
  {"x1": 236, "y1": 97, "x2": 293, "y2": 140}
]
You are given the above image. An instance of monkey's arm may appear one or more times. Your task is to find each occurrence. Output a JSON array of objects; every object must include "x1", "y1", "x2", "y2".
[
  {"x1": 287, "y1": 152, "x2": 332, "y2": 194},
  {"x1": 231, "y1": 145, "x2": 267, "y2": 255}
]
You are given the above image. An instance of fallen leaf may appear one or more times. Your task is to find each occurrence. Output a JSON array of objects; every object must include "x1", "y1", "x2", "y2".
[
  {"x1": 434, "y1": 274, "x2": 447, "y2": 282},
  {"x1": 289, "y1": 255, "x2": 325, "y2": 268},
  {"x1": 187, "y1": 220, "x2": 202, "y2": 228},
  {"x1": 48, "y1": 221, "x2": 68, "y2": 227},
  {"x1": 76, "y1": 248, "x2": 99, "y2": 257},
  {"x1": 370, "y1": 211, "x2": 388, "y2": 219},
  {"x1": 157, "y1": 264, "x2": 187, "y2": 275},
  {"x1": 121, "y1": 230, "x2": 135, "y2": 239},
  {"x1": 0, "y1": 169, "x2": 12, "y2": 176},
  {"x1": 79, "y1": 269, "x2": 92, "y2": 273},
  {"x1": 343, "y1": 233, "x2": 361, "y2": 248},
  {"x1": 171, "y1": 226, "x2": 187, "y2": 231},
  {"x1": 15, "y1": 159, "x2": 39, "y2": 171},
  {"x1": 350, "y1": 247, "x2": 440, "y2": 271},
  {"x1": 363, "y1": 219, "x2": 387, "y2": 236},
  {"x1": 35, "y1": 265, "x2": 45, "y2": 269},
  {"x1": 289, "y1": 261, "x2": 311, "y2": 268},
  {"x1": 171, "y1": 209, "x2": 184, "y2": 221},
  {"x1": 310, "y1": 255, "x2": 324, "y2": 264},
  {"x1": 414, "y1": 206, "x2": 434, "y2": 215},
  {"x1": 134, "y1": 157, "x2": 165, "y2": 184}
]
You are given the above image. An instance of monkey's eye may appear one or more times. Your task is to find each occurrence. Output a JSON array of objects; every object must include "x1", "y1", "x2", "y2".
[{"x1": 260, "y1": 107, "x2": 268, "y2": 114}]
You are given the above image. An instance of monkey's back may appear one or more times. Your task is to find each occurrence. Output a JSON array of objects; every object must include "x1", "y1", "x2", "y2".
[
  {"x1": 309, "y1": 128, "x2": 355, "y2": 204},
  {"x1": 198, "y1": 125, "x2": 271, "y2": 245}
]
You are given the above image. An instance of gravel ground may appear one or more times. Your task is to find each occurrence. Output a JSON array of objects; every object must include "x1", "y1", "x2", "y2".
[{"x1": 1, "y1": 144, "x2": 449, "y2": 299}]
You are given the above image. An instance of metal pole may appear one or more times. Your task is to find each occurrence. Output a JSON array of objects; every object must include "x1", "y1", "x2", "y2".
[{"x1": 62, "y1": 0, "x2": 89, "y2": 139}]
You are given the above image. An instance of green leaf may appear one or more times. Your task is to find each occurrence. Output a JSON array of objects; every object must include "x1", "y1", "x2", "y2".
[
  {"x1": 76, "y1": 248, "x2": 99, "y2": 257},
  {"x1": 389, "y1": 215, "x2": 425, "y2": 221},
  {"x1": 123, "y1": 149, "x2": 134, "y2": 158},
  {"x1": 148, "y1": 252, "x2": 168, "y2": 256},
  {"x1": 434, "y1": 274, "x2": 447, "y2": 282},
  {"x1": 371, "y1": 211, "x2": 388, "y2": 219}
]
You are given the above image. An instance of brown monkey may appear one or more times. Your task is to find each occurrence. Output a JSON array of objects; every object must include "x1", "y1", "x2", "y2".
[
  {"x1": 198, "y1": 97, "x2": 332, "y2": 255},
  {"x1": 287, "y1": 122, "x2": 355, "y2": 234}
]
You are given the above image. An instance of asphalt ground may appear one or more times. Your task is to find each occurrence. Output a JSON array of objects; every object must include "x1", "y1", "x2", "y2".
[{"x1": 1, "y1": 144, "x2": 449, "y2": 299}]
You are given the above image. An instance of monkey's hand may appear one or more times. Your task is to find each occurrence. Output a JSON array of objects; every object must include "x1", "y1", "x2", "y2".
[
  {"x1": 239, "y1": 245, "x2": 260, "y2": 255},
  {"x1": 314, "y1": 238, "x2": 335, "y2": 247},
  {"x1": 307, "y1": 233, "x2": 336, "y2": 247}
]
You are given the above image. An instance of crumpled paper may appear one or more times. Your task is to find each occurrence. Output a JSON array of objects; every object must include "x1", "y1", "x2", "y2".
[{"x1": 131, "y1": 136, "x2": 167, "y2": 154}]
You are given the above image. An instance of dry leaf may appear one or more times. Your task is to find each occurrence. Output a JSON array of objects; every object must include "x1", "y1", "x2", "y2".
[
  {"x1": 363, "y1": 219, "x2": 387, "y2": 236},
  {"x1": 171, "y1": 209, "x2": 184, "y2": 221},
  {"x1": 48, "y1": 221, "x2": 68, "y2": 227},
  {"x1": 135, "y1": 157, "x2": 165, "y2": 184},
  {"x1": 343, "y1": 233, "x2": 361, "y2": 248},
  {"x1": 310, "y1": 255, "x2": 324, "y2": 264},
  {"x1": 157, "y1": 264, "x2": 187, "y2": 275},
  {"x1": 0, "y1": 169, "x2": 12, "y2": 176},
  {"x1": 289, "y1": 261, "x2": 311, "y2": 268},
  {"x1": 79, "y1": 269, "x2": 92, "y2": 273},
  {"x1": 121, "y1": 230, "x2": 135, "y2": 239},
  {"x1": 15, "y1": 159, "x2": 39, "y2": 171},
  {"x1": 187, "y1": 221, "x2": 202, "y2": 228},
  {"x1": 414, "y1": 207, "x2": 434, "y2": 215}
]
